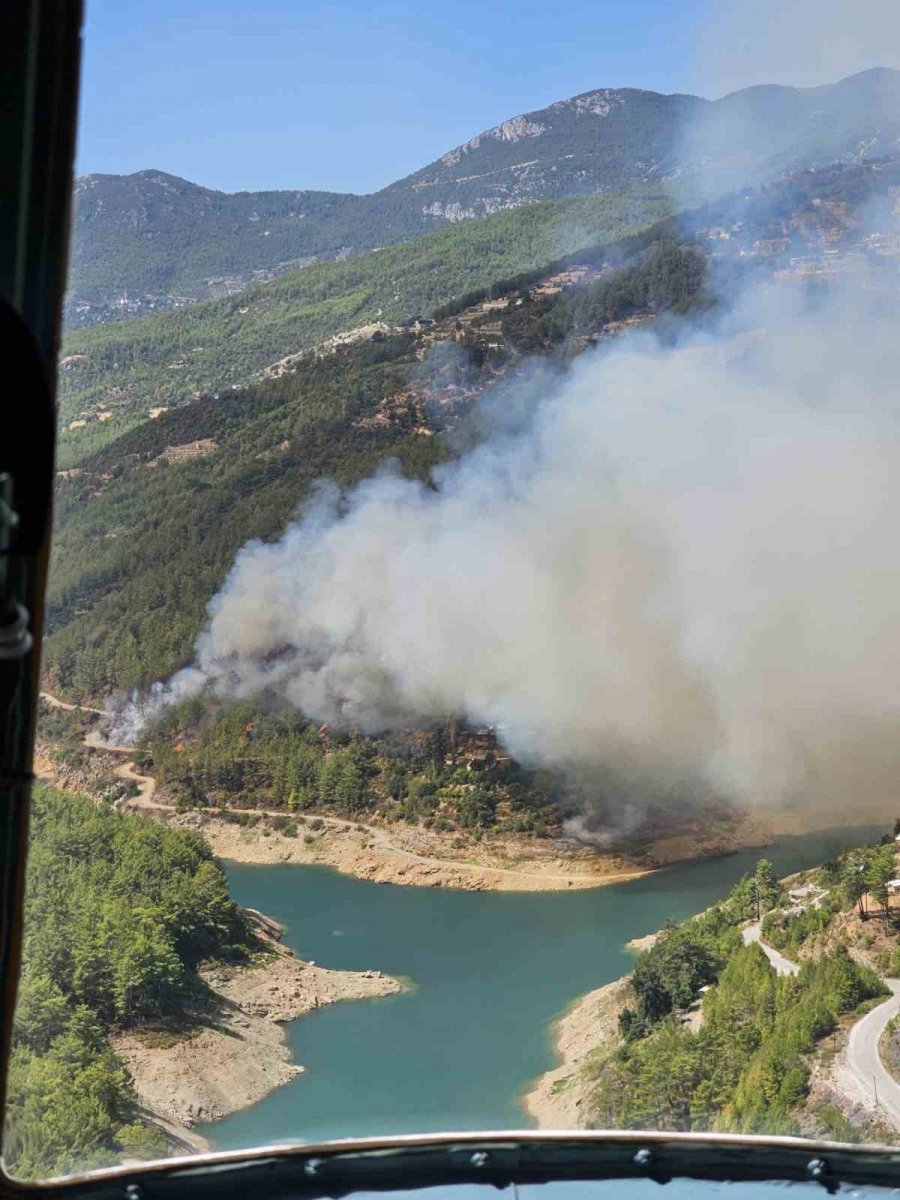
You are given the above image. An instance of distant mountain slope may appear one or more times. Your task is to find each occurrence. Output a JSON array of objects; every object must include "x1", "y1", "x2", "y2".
[
  {"x1": 67, "y1": 69, "x2": 900, "y2": 320},
  {"x1": 382, "y1": 87, "x2": 700, "y2": 220},
  {"x1": 57, "y1": 188, "x2": 670, "y2": 452},
  {"x1": 402, "y1": 68, "x2": 900, "y2": 211},
  {"x1": 70, "y1": 171, "x2": 362, "y2": 299}
]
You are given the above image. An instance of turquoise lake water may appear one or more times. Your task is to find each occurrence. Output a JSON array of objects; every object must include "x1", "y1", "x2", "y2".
[{"x1": 198, "y1": 824, "x2": 886, "y2": 1151}]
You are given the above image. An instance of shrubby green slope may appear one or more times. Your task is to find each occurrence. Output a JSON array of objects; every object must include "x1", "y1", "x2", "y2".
[{"x1": 589, "y1": 857, "x2": 889, "y2": 1137}]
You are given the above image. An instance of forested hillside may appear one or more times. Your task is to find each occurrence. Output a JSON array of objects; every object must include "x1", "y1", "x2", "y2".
[
  {"x1": 4, "y1": 786, "x2": 255, "y2": 1178},
  {"x1": 58, "y1": 189, "x2": 669, "y2": 442},
  {"x1": 69, "y1": 172, "x2": 361, "y2": 305},
  {"x1": 587, "y1": 852, "x2": 892, "y2": 1138},
  {"x1": 46, "y1": 151, "x2": 900, "y2": 702},
  {"x1": 47, "y1": 152, "x2": 900, "y2": 704},
  {"x1": 45, "y1": 236, "x2": 710, "y2": 699},
  {"x1": 37, "y1": 154, "x2": 900, "y2": 853},
  {"x1": 60, "y1": 146, "x2": 900, "y2": 470},
  {"x1": 143, "y1": 700, "x2": 558, "y2": 836}
]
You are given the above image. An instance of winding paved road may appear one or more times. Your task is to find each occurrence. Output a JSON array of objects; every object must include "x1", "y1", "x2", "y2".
[
  {"x1": 742, "y1": 920, "x2": 800, "y2": 975},
  {"x1": 845, "y1": 979, "x2": 900, "y2": 1124}
]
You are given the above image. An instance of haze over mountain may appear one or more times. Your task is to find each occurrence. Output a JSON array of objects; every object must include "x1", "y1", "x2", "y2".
[{"x1": 69, "y1": 68, "x2": 900, "y2": 319}]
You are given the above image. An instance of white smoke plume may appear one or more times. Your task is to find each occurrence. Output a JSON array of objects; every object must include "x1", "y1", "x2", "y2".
[{"x1": 120, "y1": 274, "x2": 900, "y2": 823}]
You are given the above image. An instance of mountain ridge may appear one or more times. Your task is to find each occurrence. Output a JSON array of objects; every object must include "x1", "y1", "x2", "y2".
[{"x1": 68, "y1": 68, "x2": 900, "y2": 323}]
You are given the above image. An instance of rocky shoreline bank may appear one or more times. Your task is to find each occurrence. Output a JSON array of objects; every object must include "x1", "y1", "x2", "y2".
[{"x1": 114, "y1": 910, "x2": 402, "y2": 1139}]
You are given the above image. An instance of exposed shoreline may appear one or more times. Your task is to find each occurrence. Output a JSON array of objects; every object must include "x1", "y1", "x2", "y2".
[
  {"x1": 152, "y1": 797, "x2": 900, "y2": 893},
  {"x1": 35, "y1": 737, "x2": 654, "y2": 893},
  {"x1": 35, "y1": 701, "x2": 787, "y2": 896},
  {"x1": 128, "y1": 786, "x2": 782, "y2": 895},
  {"x1": 175, "y1": 809, "x2": 652, "y2": 892},
  {"x1": 34, "y1": 726, "x2": 900, "y2": 1149},
  {"x1": 522, "y1": 976, "x2": 634, "y2": 1128},
  {"x1": 114, "y1": 910, "x2": 402, "y2": 1142}
]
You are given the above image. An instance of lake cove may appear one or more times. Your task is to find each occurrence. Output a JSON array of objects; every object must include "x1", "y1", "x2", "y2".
[{"x1": 199, "y1": 824, "x2": 885, "y2": 1150}]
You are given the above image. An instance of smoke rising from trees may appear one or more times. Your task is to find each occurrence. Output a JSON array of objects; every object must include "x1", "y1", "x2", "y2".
[{"x1": 128, "y1": 275, "x2": 900, "y2": 824}]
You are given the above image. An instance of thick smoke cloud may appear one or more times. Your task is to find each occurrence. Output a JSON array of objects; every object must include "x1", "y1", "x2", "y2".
[{"x1": 129, "y1": 278, "x2": 900, "y2": 823}]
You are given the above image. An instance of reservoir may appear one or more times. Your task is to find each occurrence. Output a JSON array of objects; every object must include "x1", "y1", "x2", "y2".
[{"x1": 199, "y1": 824, "x2": 885, "y2": 1151}]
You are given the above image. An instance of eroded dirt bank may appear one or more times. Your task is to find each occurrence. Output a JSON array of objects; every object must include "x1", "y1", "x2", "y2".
[{"x1": 113, "y1": 913, "x2": 402, "y2": 1132}]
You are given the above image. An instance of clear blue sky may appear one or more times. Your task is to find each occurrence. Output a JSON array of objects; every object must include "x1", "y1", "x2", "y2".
[
  {"x1": 76, "y1": 0, "x2": 897, "y2": 194},
  {"x1": 76, "y1": 0, "x2": 707, "y2": 193}
]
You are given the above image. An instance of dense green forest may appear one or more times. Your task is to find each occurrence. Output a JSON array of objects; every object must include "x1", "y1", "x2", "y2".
[
  {"x1": 589, "y1": 857, "x2": 888, "y2": 1137},
  {"x1": 69, "y1": 174, "x2": 365, "y2": 304},
  {"x1": 4, "y1": 786, "x2": 255, "y2": 1179},
  {"x1": 597, "y1": 943, "x2": 884, "y2": 1135}
]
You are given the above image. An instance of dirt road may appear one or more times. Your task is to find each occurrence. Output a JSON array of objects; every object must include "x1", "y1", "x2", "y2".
[{"x1": 37, "y1": 691, "x2": 641, "y2": 889}]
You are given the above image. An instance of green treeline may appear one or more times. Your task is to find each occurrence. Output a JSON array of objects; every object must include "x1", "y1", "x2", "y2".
[
  {"x1": 4, "y1": 785, "x2": 254, "y2": 1179},
  {"x1": 144, "y1": 700, "x2": 557, "y2": 836},
  {"x1": 596, "y1": 945, "x2": 884, "y2": 1135},
  {"x1": 617, "y1": 862, "x2": 778, "y2": 1039}
]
